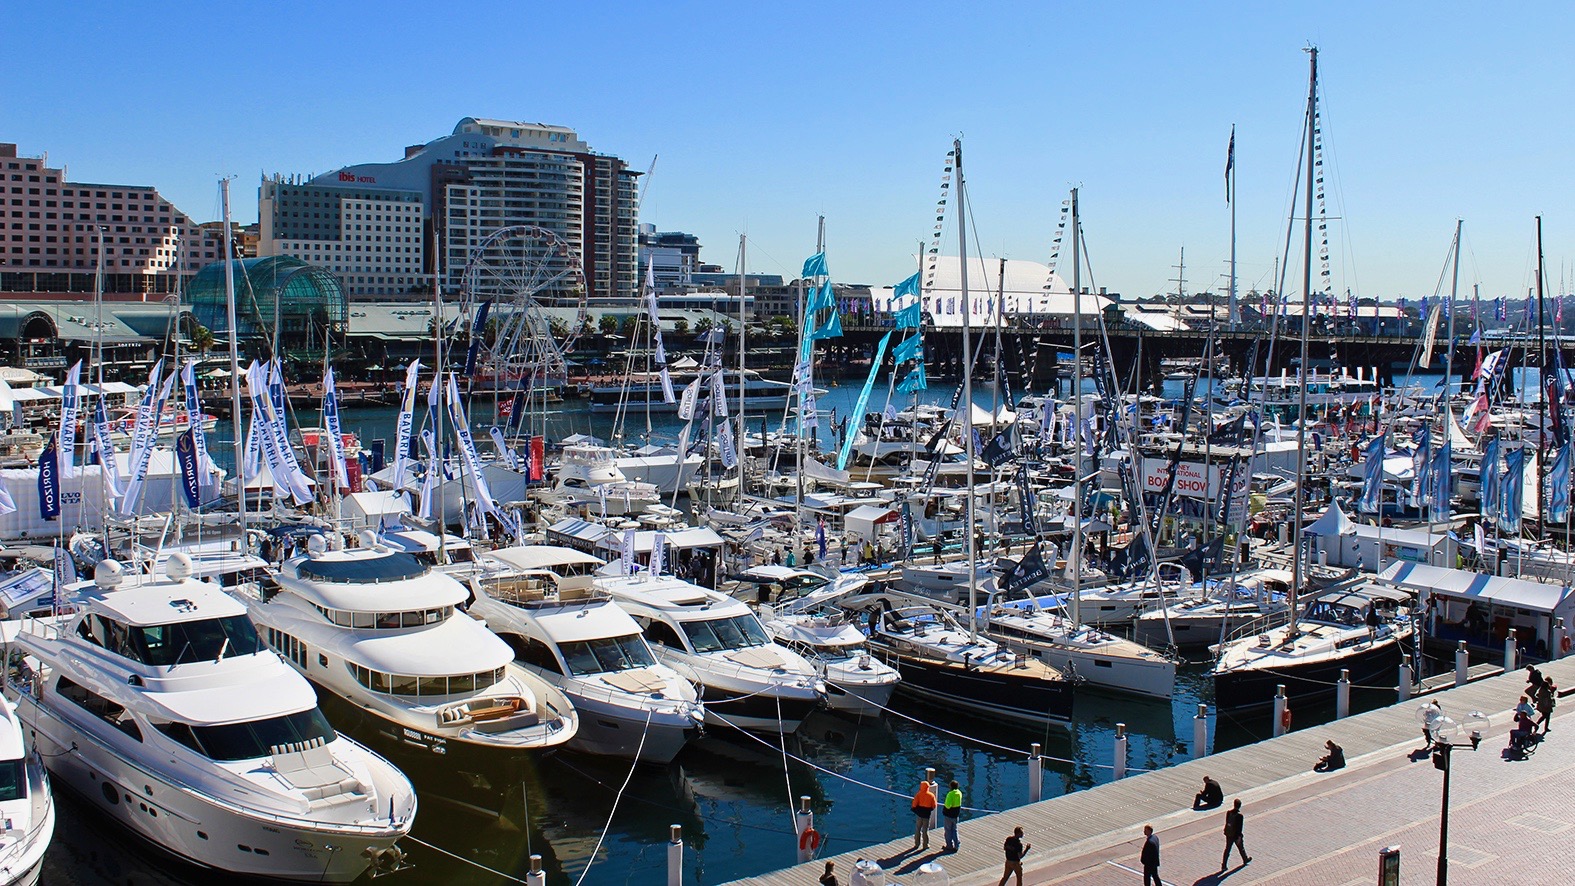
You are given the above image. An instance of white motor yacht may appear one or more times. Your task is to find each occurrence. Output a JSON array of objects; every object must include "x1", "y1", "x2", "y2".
[
  {"x1": 1133, "y1": 568, "x2": 1294, "y2": 650},
  {"x1": 7, "y1": 557, "x2": 414, "y2": 881},
  {"x1": 242, "y1": 538, "x2": 578, "y2": 758},
  {"x1": 0, "y1": 670, "x2": 52, "y2": 886},
  {"x1": 598, "y1": 573, "x2": 824, "y2": 735},
  {"x1": 745, "y1": 569, "x2": 900, "y2": 717},
  {"x1": 466, "y1": 546, "x2": 705, "y2": 764},
  {"x1": 542, "y1": 444, "x2": 661, "y2": 516}
]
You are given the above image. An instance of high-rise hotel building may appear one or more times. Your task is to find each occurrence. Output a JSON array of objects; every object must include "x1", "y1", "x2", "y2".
[{"x1": 259, "y1": 118, "x2": 640, "y2": 302}]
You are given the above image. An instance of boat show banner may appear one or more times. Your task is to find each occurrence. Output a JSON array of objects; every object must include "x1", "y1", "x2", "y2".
[
  {"x1": 37, "y1": 433, "x2": 59, "y2": 520},
  {"x1": 322, "y1": 368, "x2": 350, "y2": 491},
  {"x1": 1139, "y1": 457, "x2": 1249, "y2": 517},
  {"x1": 57, "y1": 361, "x2": 81, "y2": 475},
  {"x1": 651, "y1": 532, "x2": 667, "y2": 576},
  {"x1": 391, "y1": 360, "x2": 422, "y2": 490},
  {"x1": 90, "y1": 398, "x2": 123, "y2": 500},
  {"x1": 120, "y1": 366, "x2": 177, "y2": 516},
  {"x1": 175, "y1": 429, "x2": 201, "y2": 508},
  {"x1": 180, "y1": 360, "x2": 212, "y2": 488}
]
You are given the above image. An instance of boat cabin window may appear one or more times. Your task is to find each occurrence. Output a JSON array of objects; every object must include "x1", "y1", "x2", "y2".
[
  {"x1": 558, "y1": 634, "x2": 657, "y2": 676},
  {"x1": 130, "y1": 616, "x2": 264, "y2": 666},
  {"x1": 502, "y1": 635, "x2": 564, "y2": 675},
  {"x1": 641, "y1": 620, "x2": 686, "y2": 650},
  {"x1": 0, "y1": 760, "x2": 24, "y2": 802},
  {"x1": 347, "y1": 663, "x2": 508, "y2": 697},
  {"x1": 312, "y1": 604, "x2": 452, "y2": 629},
  {"x1": 161, "y1": 709, "x2": 337, "y2": 762},
  {"x1": 55, "y1": 676, "x2": 142, "y2": 742},
  {"x1": 681, "y1": 614, "x2": 770, "y2": 653}
]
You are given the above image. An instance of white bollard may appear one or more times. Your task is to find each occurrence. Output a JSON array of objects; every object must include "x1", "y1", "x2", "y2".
[
  {"x1": 1398, "y1": 662, "x2": 1412, "y2": 701},
  {"x1": 1028, "y1": 743, "x2": 1042, "y2": 803},
  {"x1": 1336, "y1": 669, "x2": 1351, "y2": 720},
  {"x1": 1278, "y1": 523, "x2": 1288, "y2": 545},
  {"x1": 1455, "y1": 639, "x2": 1469, "y2": 686},
  {"x1": 795, "y1": 796, "x2": 814, "y2": 864},
  {"x1": 1193, "y1": 704, "x2": 1208, "y2": 759},
  {"x1": 1272, "y1": 685, "x2": 1288, "y2": 737},
  {"x1": 668, "y1": 825, "x2": 683, "y2": 886},
  {"x1": 1558, "y1": 618, "x2": 1569, "y2": 660},
  {"x1": 913, "y1": 860, "x2": 951, "y2": 885},
  {"x1": 1113, "y1": 723, "x2": 1128, "y2": 779},
  {"x1": 1505, "y1": 628, "x2": 1517, "y2": 671},
  {"x1": 527, "y1": 854, "x2": 545, "y2": 886}
]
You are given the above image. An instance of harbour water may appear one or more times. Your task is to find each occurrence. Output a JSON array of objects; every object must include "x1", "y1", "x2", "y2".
[{"x1": 38, "y1": 376, "x2": 1421, "y2": 885}]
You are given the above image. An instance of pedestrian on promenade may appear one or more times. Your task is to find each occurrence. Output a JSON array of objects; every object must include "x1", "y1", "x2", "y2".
[
  {"x1": 1315, "y1": 739, "x2": 1345, "y2": 771},
  {"x1": 942, "y1": 780, "x2": 963, "y2": 851},
  {"x1": 996, "y1": 826, "x2": 1029, "y2": 886},
  {"x1": 1526, "y1": 665, "x2": 1544, "y2": 695},
  {"x1": 819, "y1": 860, "x2": 839, "y2": 886},
  {"x1": 1193, "y1": 775, "x2": 1223, "y2": 809},
  {"x1": 1139, "y1": 825, "x2": 1161, "y2": 886},
  {"x1": 1419, "y1": 699, "x2": 1444, "y2": 749},
  {"x1": 910, "y1": 778, "x2": 937, "y2": 851},
  {"x1": 1534, "y1": 678, "x2": 1556, "y2": 734},
  {"x1": 1220, "y1": 798, "x2": 1251, "y2": 870}
]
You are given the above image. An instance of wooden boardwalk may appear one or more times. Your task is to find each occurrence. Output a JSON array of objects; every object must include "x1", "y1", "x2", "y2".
[{"x1": 725, "y1": 656, "x2": 1573, "y2": 886}]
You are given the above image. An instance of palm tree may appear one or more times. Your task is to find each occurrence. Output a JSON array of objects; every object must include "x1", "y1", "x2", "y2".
[{"x1": 189, "y1": 323, "x2": 216, "y2": 355}]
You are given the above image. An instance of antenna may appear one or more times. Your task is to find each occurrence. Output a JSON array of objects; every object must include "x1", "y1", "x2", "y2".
[{"x1": 636, "y1": 154, "x2": 659, "y2": 214}]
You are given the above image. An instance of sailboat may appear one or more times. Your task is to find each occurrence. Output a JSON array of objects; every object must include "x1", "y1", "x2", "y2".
[{"x1": 1210, "y1": 48, "x2": 1417, "y2": 710}]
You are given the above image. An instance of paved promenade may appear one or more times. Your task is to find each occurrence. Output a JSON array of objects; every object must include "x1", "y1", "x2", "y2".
[{"x1": 729, "y1": 657, "x2": 1574, "y2": 886}]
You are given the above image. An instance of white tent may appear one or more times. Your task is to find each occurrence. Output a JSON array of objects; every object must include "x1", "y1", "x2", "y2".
[
  {"x1": 342, "y1": 490, "x2": 412, "y2": 531},
  {"x1": 1305, "y1": 499, "x2": 1355, "y2": 538},
  {"x1": 844, "y1": 504, "x2": 898, "y2": 541}
]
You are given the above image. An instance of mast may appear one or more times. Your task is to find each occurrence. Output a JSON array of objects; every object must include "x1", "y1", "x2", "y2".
[
  {"x1": 220, "y1": 179, "x2": 246, "y2": 538},
  {"x1": 1290, "y1": 46, "x2": 1317, "y2": 619},
  {"x1": 1070, "y1": 187, "x2": 1083, "y2": 628},
  {"x1": 1537, "y1": 216, "x2": 1547, "y2": 502},
  {"x1": 956, "y1": 139, "x2": 978, "y2": 638},
  {"x1": 434, "y1": 228, "x2": 447, "y2": 561},
  {"x1": 737, "y1": 236, "x2": 748, "y2": 498}
]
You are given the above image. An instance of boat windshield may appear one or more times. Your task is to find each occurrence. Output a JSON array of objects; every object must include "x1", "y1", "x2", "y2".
[
  {"x1": 559, "y1": 634, "x2": 657, "y2": 676},
  {"x1": 682, "y1": 614, "x2": 770, "y2": 653},
  {"x1": 133, "y1": 616, "x2": 265, "y2": 666},
  {"x1": 172, "y1": 708, "x2": 337, "y2": 762},
  {"x1": 0, "y1": 760, "x2": 24, "y2": 801}
]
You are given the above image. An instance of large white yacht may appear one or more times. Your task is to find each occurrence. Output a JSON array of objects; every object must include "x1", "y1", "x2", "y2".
[
  {"x1": 464, "y1": 546, "x2": 705, "y2": 764},
  {"x1": 242, "y1": 537, "x2": 578, "y2": 758},
  {"x1": 0, "y1": 671, "x2": 52, "y2": 886},
  {"x1": 7, "y1": 557, "x2": 414, "y2": 881},
  {"x1": 735, "y1": 567, "x2": 901, "y2": 716},
  {"x1": 598, "y1": 573, "x2": 825, "y2": 735},
  {"x1": 540, "y1": 443, "x2": 660, "y2": 516}
]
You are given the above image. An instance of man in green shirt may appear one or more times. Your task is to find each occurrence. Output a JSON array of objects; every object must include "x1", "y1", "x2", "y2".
[{"x1": 942, "y1": 780, "x2": 964, "y2": 851}]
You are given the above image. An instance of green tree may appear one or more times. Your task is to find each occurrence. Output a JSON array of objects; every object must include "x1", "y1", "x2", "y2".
[
  {"x1": 618, "y1": 315, "x2": 640, "y2": 337},
  {"x1": 598, "y1": 314, "x2": 618, "y2": 334},
  {"x1": 548, "y1": 316, "x2": 569, "y2": 338},
  {"x1": 672, "y1": 317, "x2": 690, "y2": 335},
  {"x1": 694, "y1": 317, "x2": 714, "y2": 334},
  {"x1": 188, "y1": 324, "x2": 216, "y2": 354}
]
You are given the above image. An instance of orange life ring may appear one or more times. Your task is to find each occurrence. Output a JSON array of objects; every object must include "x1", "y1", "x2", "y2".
[
  {"x1": 1281, "y1": 707, "x2": 1293, "y2": 730},
  {"x1": 1562, "y1": 635, "x2": 1571, "y2": 655},
  {"x1": 799, "y1": 826, "x2": 821, "y2": 851}
]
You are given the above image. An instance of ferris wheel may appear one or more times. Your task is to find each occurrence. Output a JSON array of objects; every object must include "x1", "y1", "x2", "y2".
[{"x1": 455, "y1": 224, "x2": 589, "y2": 387}]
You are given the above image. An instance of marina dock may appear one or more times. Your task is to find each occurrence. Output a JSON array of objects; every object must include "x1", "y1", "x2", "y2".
[{"x1": 726, "y1": 657, "x2": 1575, "y2": 885}]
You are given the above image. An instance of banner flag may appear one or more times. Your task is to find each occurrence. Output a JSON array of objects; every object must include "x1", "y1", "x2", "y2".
[
  {"x1": 717, "y1": 420, "x2": 738, "y2": 470},
  {"x1": 489, "y1": 427, "x2": 518, "y2": 470},
  {"x1": 1479, "y1": 434, "x2": 1500, "y2": 519},
  {"x1": 418, "y1": 429, "x2": 438, "y2": 520},
  {"x1": 391, "y1": 361, "x2": 422, "y2": 489},
  {"x1": 37, "y1": 432, "x2": 59, "y2": 520},
  {"x1": 678, "y1": 378, "x2": 700, "y2": 421},
  {"x1": 180, "y1": 361, "x2": 212, "y2": 488},
  {"x1": 1429, "y1": 439, "x2": 1451, "y2": 516},
  {"x1": 660, "y1": 366, "x2": 676, "y2": 403},
  {"x1": 1499, "y1": 446, "x2": 1525, "y2": 532},
  {"x1": 897, "y1": 365, "x2": 928, "y2": 394},
  {"x1": 175, "y1": 428, "x2": 201, "y2": 508},
  {"x1": 837, "y1": 331, "x2": 892, "y2": 470},
  {"x1": 463, "y1": 299, "x2": 491, "y2": 378},
  {"x1": 980, "y1": 431, "x2": 1015, "y2": 468},
  {"x1": 893, "y1": 333, "x2": 924, "y2": 364},
  {"x1": 621, "y1": 527, "x2": 638, "y2": 574},
  {"x1": 651, "y1": 532, "x2": 667, "y2": 576},
  {"x1": 92, "y1": 397, "x2": 123, "y2": 498},
  {"x1": 322, "y1": 367, "x2": 350, "y2": 492},
  {"x1": 1411, "y1": 423, "x2": 1431, "y2": 508},
  {"x1": 1549, "y1": 441, "x2": 1572, "y2": 524},
  {"x1": 712, "y1": 371, "x2": 729, "y2": 417},
  {"x1": 893, "y1": 272, "x2": 921, "y2": 300},
  {"x1": 1360, "y1": 433, "x2": 1386, "y2": 514},
  {"x1": 1003, "y1": 546, "x2": 1048, "y2": 594},
  {"x1": 801, "y1": 252, "x2": 827, "y2": 279},
  {"x1": 1017, "y1": 466, "x2": 1039, "y2": 535},
  {"x1": 121, "y1": 367, "x2": 177, "y2": 515},
  {"x1": 58, "y1": 361, "x2": 81, "y2": 475}
]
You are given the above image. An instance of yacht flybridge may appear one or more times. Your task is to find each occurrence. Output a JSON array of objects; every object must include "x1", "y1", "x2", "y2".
[
  {"x1": 465, "y1": 546, "x2": 705, "y2": 764},
  {"x1": 598, "y1": 572, "x2": 824, "y2": 735},
  {"x1": 242, "y1": 538, "x2": 578, "y2": 757},
  {"x1": 7, "y1": 556, "x2": 414, "y2": 882}
]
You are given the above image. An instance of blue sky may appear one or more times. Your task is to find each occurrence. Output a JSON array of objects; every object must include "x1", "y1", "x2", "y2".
[{"x1": 5, "y1": 1, "x2": 1572, "y2": 301}]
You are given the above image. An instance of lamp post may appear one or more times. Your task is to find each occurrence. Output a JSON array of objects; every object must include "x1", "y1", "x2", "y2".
[{"x1": 1431, "y1": 710, "x2": 1489, "y2": 886}]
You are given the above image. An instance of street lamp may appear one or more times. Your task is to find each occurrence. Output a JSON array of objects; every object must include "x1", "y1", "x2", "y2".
[{"x1": 1431, "y1": 710, "x2": 1489, "y2": 886}]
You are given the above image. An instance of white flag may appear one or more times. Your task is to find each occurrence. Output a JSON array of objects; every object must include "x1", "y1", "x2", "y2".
[
  {"x1": 718, "y1": 420, "x2": 738, "y2": 470},
  {"x1": 712, "y1": 372, "x2": 729, "y2": 417},
  {"x1": 651, "y1": 532, "x2": 667, "y2": 576},
  {"x1": 621, "y1": 527, "x2": 637, "y2": 575},
  {"x1": 391, "y1": 360, "x2": 422, "y2": 489},
  {"x1": 678, "y1": 378, "x2": 700, "y2": 421},
  {"x1": 57, "y1": 361, "x2": 81, "y2": 475},
  {"x1": 659, "y1": 366, "x2": 676, "y2": 403}
]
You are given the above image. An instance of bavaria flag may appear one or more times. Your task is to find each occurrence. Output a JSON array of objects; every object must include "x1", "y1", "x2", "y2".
[{"x1": 1359, "y1": 433, "x2": 1386, "y2": 514}]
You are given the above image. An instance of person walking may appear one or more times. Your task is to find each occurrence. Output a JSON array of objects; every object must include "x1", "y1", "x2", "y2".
[
  {"x1": 1534, "y1": 677, "x2": 1556, "y2": 734},
  {"x1": 1221, "y1": 798, "x2": 1251, "y2": 870},
  {"x1": 1139, "y1": 825, "x2": 1161, "y2": 886},
  {"x1": 941, "y1": 780, "x2": 963, "y2": 851},
  {"x1": 910, "y1": 778, "x2": 937, "y2": 851},
  {"x1": 996, "y1": 826, "x2": 1029, "y2": 886}
]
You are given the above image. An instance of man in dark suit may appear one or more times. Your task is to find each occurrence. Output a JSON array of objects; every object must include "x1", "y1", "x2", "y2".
[
  {"x1": 1221, "y1": 798, "x2": 1251, "y2": 870},
  {"x1": 1140, "y1": 824, "x2": 1161, "y2": 886}
]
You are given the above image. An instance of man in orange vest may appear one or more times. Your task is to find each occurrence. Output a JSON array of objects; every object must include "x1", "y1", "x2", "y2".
[{"x1": 911, "y1": 778, "x2": 937, "y2": 851}]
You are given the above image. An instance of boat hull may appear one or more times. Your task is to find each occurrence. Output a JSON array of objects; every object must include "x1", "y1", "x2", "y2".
[
  {"x1": 698, "y1": 684, "x2": 820, "y2": 735},
  {"x1": 561, "y1": 693, "x2": 700, "y2": 765},
  {"x1": 1211, "y1": 634, "x2": 1406, "y2": 711},
  {"x1": 883, "y1": 654, "x2": 1073, "y2": 725},
  {"x1": 823, "y1": 676, "x2": 897, "y2": 716}
]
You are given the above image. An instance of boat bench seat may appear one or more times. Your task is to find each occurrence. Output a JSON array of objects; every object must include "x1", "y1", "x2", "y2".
[{"x1": 270, "y1": 738, "x2": 367, "y2": 803}]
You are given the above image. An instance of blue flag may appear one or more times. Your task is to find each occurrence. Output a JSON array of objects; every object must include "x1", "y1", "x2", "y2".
[
  {"x1": 1468, "y1": 328, "x2": 1481, "y2": 345},
  {"x1": 893, "y1": 272, "x2": 921, "y2": 300},
  {"x1": 893, "y1": 334, "x2": 924, "y2": 364},
  {"x1": 1479, "y1": 435, "x2": 1500, "y2": 519},
  {"x1": 38, "y1": 432, "x2": 59, "y2": 520},
  {"x1": 175, "y1": 428, "x2": 201, "y2": 508},
  {"x1": 802, "y1": 252, "x2": 827, "y2": 278},
  {"x1": 809, "y1": 309, "x2": 842, "y2": 340},
  {"x1": 1411, "y1": 424, "x2": 1431, "y2": 508},
  {"x1": 1499, "y1": 445, "x2": 1525, "y2": 532},
  {"x1": 1429, "y1": 439, "x2": 1452, "y2": 516},
  {"x1": 895, "y1": 300, "x2": 922, "y2": 329},
  {"x1": 464, "y1": 299, "x2": 492, "y2": 377},
  {"x1": 897, "y1": 365, "x2": 928, "y2": 394},
  {"x1": 1549, "y1": 442, "x2": 1572, "y2": 524},
  {"x1": 838, "y1": 331, "x2": 892, "y2": 470},
  {"x1": 1360, "y1": 433, "x2": 1386, "y2": 514},
  {"x1": 807, "y1": 280, "x2": 835, "y2": 312}
]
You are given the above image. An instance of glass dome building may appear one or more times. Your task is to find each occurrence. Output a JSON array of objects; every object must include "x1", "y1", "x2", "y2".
[{"x1": 186, "y1": 257, "x2": 347, "y2": 359}]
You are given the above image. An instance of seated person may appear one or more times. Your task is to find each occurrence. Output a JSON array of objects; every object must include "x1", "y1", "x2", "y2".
[
  {"x1": 1509, "y1": 710, "x2": 1536, "y2": 751},
  {"x1": 1315, "y1": 739, "x2": 1345, "y2": 771},
  {"x1": 1193, "y1": 775, "x2": 1224, "y2": 810}
]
